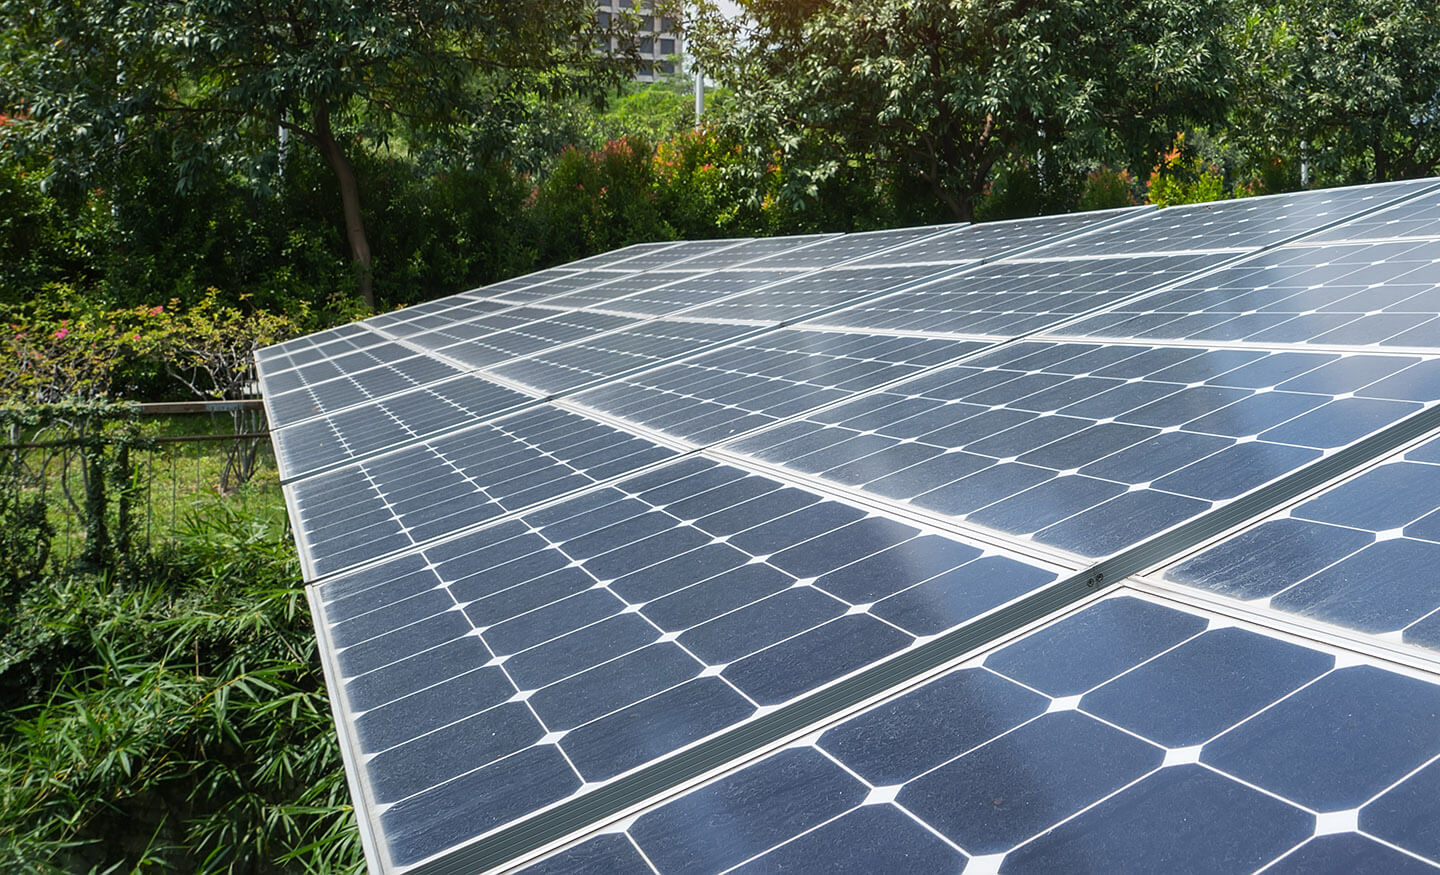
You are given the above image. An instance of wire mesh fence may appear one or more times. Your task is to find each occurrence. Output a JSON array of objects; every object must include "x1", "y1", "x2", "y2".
[{"x1": 1, "y1": 401, "x2": 276, "y2": 572}]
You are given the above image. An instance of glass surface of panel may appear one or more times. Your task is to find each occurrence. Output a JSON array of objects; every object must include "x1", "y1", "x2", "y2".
[
  {"x1": 311, "y1": 456, "x2": 1065, "y2": 871},
  {"x1": 1166, "y1": 427, "x2": 1440, "y2": 649},
  {"x1": 811, "y1": 253, "x2": 1224, "y2": 337},
  {"x1": 489, "y1": 319, "x2": 759, "y2": 395},
  {"x1": 1028, "y1": 179, "x2": 1436, "y2": 258},
  {"x1": 846, "y1": 207, "x2": 1143, "y2": 266},
  {"x1": 725, "y1": 340, "x2": 1434, "y2": 559},
  {"x1": 1055, "y1": 239, "x2": 1440, "y2": 349},
  {"x1": 573, "y1": 328, "x2": 982, "y2": 445},
  {"x1": 271, "y1": 376, "x2": 536, "y2": 479},
  {"x1": 682, "y1": 265, "x2": 956, "y2": 323},
  {"x1": 528, "y1": 593, "x2": 1440, "y2": 875},
  {"x1": 265, "y1": 354, "x2": 465, "y2": 428},
  {"x1": 291, "y1": 406, "x2": 679, "y2": 576}
]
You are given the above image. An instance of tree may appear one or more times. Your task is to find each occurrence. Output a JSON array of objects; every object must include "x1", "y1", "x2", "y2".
[
  {"x1": 1230, "y1": 0, "x2": 1440, "y2": 184},
  {"x1": 691, "y1": 0, "x2": 1237, "y2": 220},
  {"x1": 0, "y1": 0, "x2": 631, "y2": 307}
]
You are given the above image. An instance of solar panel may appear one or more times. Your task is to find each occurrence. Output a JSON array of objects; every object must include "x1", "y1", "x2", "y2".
[
  {"x1": 722, "y1": 340, "x2": 1432, "y2": 559},
  {"x1": 676, "y1": 234, "x2": 838, "y2": 270},
  {"x1": 307, "y1": 456, "x2": 1068, "y2": 870},
  {"x1": 528, "y1": 591, "x2": 1440, "y2": 873},
  {"x1": 1271, "y1": 186, "x2": 1440, "y2": 244},
  {"x1": 811, "y1": 253, "x2": 1225, "y2": 337},
  {"x1": 680, "y1": 265, "x2": 959, "y2": 323},
  {"x1": 256, "y1": 180, "x2": 1440, "y2": 875},
  {"x1": 588, "y1": 268, "x2": 800, "y2": 317},
  {"x1": 598, "y1": 238, "x2": 748, "y2": 271},
  {"x1": 569, "y1": 328, "x2": 984, "y2": 445},
  {"x1": 487, "y1": 318, "x2": 761, "y2": 396},
  {"x1": 289, "y1": 406, "x2": 682, "y2": 577},
  {"x1": 264, "y1": 353, "x2": 466, "y2": 429},
  {"x1": 846, "y1": 207, "x2": 1145, "y2": 266},
  {"x1": 1029, "y1": 179, "x2": 1438, "y2": 257},
  {"x1": 423, "y1": 310, "x2": 638, "y2": 370},
  {"x1": 1163, "y1": 424, "x2": 1440, "y2": 648},
  {"x1": 1053, "y1": 238, "x2": 1440, "y2": 349},
  {"x1": 524, "y1": 271, "x2": 707, "y2": 310},
  {"x1": 270, "y1": 375, "x2": 537, "y2": 480}
]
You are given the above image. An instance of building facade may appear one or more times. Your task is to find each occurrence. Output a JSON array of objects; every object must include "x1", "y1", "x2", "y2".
[{"x1": 597, "y1": 0, "x2": 681, "y2": 80}]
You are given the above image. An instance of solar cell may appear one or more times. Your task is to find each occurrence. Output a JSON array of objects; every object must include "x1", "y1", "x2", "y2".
[
  {"x1": 846, "y1": 206, "x2": 1144, "y2": 266},
  {"x1": 1164, "y1": 424, "x2": 1440, "y2": 649},
  {"x1": 270, "y1": 375, "x2": 537, "y2": 480},
  {"x1": 680, "y1": 265, "x2": 958, "y2": 323},
  {"x1": 722, "y1": 340, "x2": 1434, "y2": 559},
  {"x1": 551, "y1": 241, "x2": 683, "y2": 270},
  {"x1": 811, "y1": 253, "x2": 1225, "y2": 337},
  {"x1": 487, "y1": 318, "x2": 760, "y2": 395},
  {"x1": 570, "y1": 328, "x2": 983, "y2": 445},
  {"x1": 530, "y1": 592, "x2": 1440, "y2": 874},
  {"x1": 290, "y1": 406, "x2": 682, "y2": 577},
  {"x1": 1028, "y1": 178, "x2": 1438, "y2": 257},
  {"x1": 371, "y1": 299, "x2": 514, "y2": 339},
  {"x1": 308, "y1": 456, "x2": 1066, "y2": 870},
  {"x1": 264, "y1": 355, "x2": 465, "y2": 429},
  {"x1": 1054, "y1": 238, "x2": 1440, "y2": 349}
]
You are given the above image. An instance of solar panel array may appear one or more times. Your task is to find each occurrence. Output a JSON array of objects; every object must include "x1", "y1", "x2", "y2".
[{"x1": 256, "y1": 179, "x2": 1440, "y2": 874}]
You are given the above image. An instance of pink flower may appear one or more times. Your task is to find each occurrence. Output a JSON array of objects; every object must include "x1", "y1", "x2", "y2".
[{"x1": 53, "y1": 328, "x2": 68, "y2": 339}]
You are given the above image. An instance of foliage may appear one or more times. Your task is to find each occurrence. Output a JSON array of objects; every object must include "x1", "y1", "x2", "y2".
[
  {"x1": 0, "y1": 0, "x2": 631, "y2": 306},
  {"x1": 1229, "y1": 0, "x2": 1440, "y2": 185},
  {"x1": 529, "y1": 137, "x2": 671, "y2": 264},
  {"x1": 692, "y1": 0, "x2": 1238, "y2": 220},
  {"x1": 1079, "y1": 166, "x2": 1141, "y2": 211},
  {"x1": 0, "y1": 289, "x2": 170, "y2": 404},
  {"x1": 0, "y1": 487, "x2": 360, "y2": 873},
  {"x1": 1147, "y1": 134, "x2": 1229, "y2": 206}
]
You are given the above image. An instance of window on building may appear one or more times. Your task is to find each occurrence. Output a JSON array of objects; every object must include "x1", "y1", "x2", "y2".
[
  {"x1": 597, "y1": 11, "x2": 610, "y2": 26},
  {"x1": 660, "y1": 38, "x2": 675, "y2": 54}
]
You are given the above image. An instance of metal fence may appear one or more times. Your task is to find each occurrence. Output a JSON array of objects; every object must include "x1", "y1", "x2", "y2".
[{"x1": 2, "y1": 400, "x2": 274, "y2": 568}]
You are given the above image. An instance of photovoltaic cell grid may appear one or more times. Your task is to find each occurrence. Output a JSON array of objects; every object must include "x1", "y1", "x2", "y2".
[
  {"x1": 309, "y1": 456, "x2": 1066, "y2": 870},
  {"x1": 255, "y1": 177, "x2": 1440, "y2": 875},
  {"x1": 681, "y1": 264, "x2": 960, "y2": 324},
  {"x1": 1054, "y1": 235, "x2": 1440, "y2": 351},
  {"x1": 724, "y1": 340, "x2": 1434, "y2": 560},
  {"x1": 1027, "y1": 178, "x2": 1438, "y2": 257},
  {"x1": 810, "y1": 252, "x2": 1225, "y2": 338},
  {"x1": 668, "y1": 234, "x2": 837, "y2": 271},
  {"x1": 528, "y1": 271, "x2": 709, "y2": 311},
  {"x1": 584, "y1": 268, "x2": 805, "y2": 317},
  {"x1": 271, "y1": 375, "x2": 537, "y2": 481},
  {"x1": 253, "y1": 322, "x2": 384, "y2": 375},
  {"x1": 419, "y1": 310, "x2": 638, "y2": 370},
  {"x1": 845, "y1": 206, "x2": 1146, "y2": 266},
  {"x1": 529, "y1": 593, "x2": 1440, "y2": 874},
  {"x1": 1165, "y1": 424, "x2": 1440, "y2": 649},
  {"x1": 570, "y1": 328, "x2": 984, "y2": 446},
  {"x1": 265, "y1": 353, "x2": 466, "y2": 429},
  {"x1": 488, "y1": 318, "x2": 761, "y2": 396},
  {"x1": 290, "y1": 406, "x2": 681, "y2": 577},
  {"x1": 1275, "y1": 186, "x2": 1440, "y2": 244},
  {"x1": 367, "y1": 299, "x2": 514, "y2": 340}
]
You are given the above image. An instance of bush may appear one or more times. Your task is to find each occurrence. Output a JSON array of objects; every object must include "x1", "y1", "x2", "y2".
[
  {"x1": 529, "y1": 137, "x2": 672, "y2": 264},
  {"x1": 0, "y1": 490, "x2": 361, "y2": 873},
  {"x1": 1147, "y1": 134, "x2": 1228, "y2": 207},
  {"x1": 1079, "y1": 166, "x2": 1141, "y2": 210}
]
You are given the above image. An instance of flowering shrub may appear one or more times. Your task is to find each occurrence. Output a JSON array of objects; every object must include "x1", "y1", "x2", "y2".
[
  {"x1": 1, "y1": 287, "x2": 170, "y2": 404},
  {"x1": 1147, "y1": 134, "x2": 1227, "y2": 207}
]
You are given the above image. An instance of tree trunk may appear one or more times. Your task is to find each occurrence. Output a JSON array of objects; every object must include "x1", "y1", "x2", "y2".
[{"x1": 314, "y1": 104, "x2": 375, "y2": 307}]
